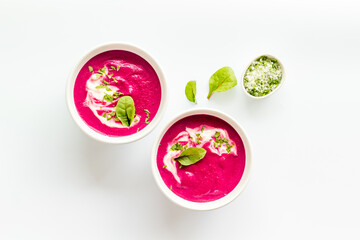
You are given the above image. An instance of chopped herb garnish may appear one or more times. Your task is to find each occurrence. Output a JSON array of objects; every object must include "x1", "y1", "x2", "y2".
[
  {"x1": 144, "y1": 109, "x2": 150, "y2": 124},
  {"x1": 179, "y1": 165, "x2": 183, "y2": 169},
  {"x1": 170, "y1": 142, "x2": 183, "y2": 151},
  {"x1": 98, "y1": 66, "x2": 107, "y2": 74},
  {"x1": 110, "y1": 66, "x2": 116, "y2": 71},
  {"x1": 96, "y1": 85, "x2": 111, "y2": 91},
  {"x1": 137, "y1": 128, "x2": 139, "y2": 132},
  {"x1": 117, "y1": 66, "x2": 120, "y2": 71},
  {"x1": 103, "y1": 93, "x2": 114, "y2": 103},
  {"x1": 226, "y1": 144, "x2": 233, "y2": 153},
  {"x1": 102, "y1": 112, "x2": 107, "y2": 118},
  {"x1": 212, "y1": 130, "x2": 229, "y2": 146},
  {"x1": 88, "y1": 66, "x2": 93, "y2": 72},
  {"x1": 170, "y1": 185, "x2": 172, "y2": 190},
  {"x1": 201, "y1": 126, "x2": 205, "y2": 132},
  {"x1": 163, "y1": 165, "x2": 167, "y2": 168},
  {"x1": 113, "y1": 92, "x2": 123, "y2": 98},
  {"x1": 108, "y1": 74, "x2": 113, "y2": 79},
  {"x1": 112, "y1": 77, "x2": 118, "y2": 83},
  {"x1": 103, "y1": 80, "x2": 110, "y2": 85},
  {"x1": 95, "y1": 73, "x2": 102, "y2": 78}
]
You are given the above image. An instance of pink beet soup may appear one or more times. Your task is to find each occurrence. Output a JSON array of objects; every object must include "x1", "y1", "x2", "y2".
[
  {"x1": 157, "y1": 114, "x2": 246, "y2": 202},
  {"x1": 74, "y1": 50, "x2": 161, "y2": 137}
]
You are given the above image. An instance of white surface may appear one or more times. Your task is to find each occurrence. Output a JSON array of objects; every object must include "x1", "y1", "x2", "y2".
[{"x1": 1, "y1": 0, "x2": 360, "y2": 239}]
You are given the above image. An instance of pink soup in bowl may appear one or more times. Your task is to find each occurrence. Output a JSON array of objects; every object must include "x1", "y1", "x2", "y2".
[
  {"x1": 151, "y1": 109, "x2": 252, "y2": 210},
  {"x1": 66, "y1": 43, "x2": 167, "y2": 144}
]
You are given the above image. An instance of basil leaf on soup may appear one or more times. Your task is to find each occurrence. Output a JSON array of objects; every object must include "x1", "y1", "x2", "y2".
[
  {"x1": 116, "y1": 96, "x2": 135, "y2": 127},
  {"x1": 185, "y1": 80, "x2": 197, "y2": 103},
  {"x1": 207, "y1": 67, "x2": 237, "y2": 99},
  {"x1": 174, "y1": 147, "x2": 207, "y2": 166}
]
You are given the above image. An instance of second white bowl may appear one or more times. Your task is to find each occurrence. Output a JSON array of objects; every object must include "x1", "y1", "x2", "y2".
[{"x1": 151, "y1": 108, "x2": 252, "y2": 210}]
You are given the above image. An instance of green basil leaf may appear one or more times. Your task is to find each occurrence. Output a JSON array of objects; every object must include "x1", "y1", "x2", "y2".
[
  {"x1": 115, "y1": 96, "x2": 135, "y2": 127},
  {"x1": 174, "y1": 147, "x2": 207, "y2": 166},
  {"x1": 207, "y1": 67, "x2": 237, "y2": 99},
  {"x1": 185, "y1": 80, "x2": 197, "y2": 103}
]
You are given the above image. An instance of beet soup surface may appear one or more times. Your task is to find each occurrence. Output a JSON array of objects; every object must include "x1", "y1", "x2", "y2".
[{"x1": 156, "y1": 114, "x2": 246, "y2": 202}]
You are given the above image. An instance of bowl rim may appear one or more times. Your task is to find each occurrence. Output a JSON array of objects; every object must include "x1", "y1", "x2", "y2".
[
  {"x1": 151, "y1": 108, "x2": 252, "y2": 211},
  {"x1": 241, "y1": 54, "x2": 285, "y2": 99},
  {"x1": 66, "y1": 42, "x2": 167, "y2": 144}
]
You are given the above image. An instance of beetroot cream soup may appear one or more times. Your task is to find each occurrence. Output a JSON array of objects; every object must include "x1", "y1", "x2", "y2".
[
  {"x1": 157, "y1": 115, "x2": 246, "y2": 202},
  {"x1": 74, "y1": 50, "x2": 161, "y2": 136}
]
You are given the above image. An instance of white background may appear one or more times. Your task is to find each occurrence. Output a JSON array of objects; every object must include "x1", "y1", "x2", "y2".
[{"x1": 1, "y1": 0, "x2": 360, "y2": 239}]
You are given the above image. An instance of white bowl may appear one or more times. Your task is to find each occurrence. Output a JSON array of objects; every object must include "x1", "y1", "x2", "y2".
[
  {"x1": 66, "y1": 42, "x2": 167, "y2": 144},
  {"x1": 151, "y1": 108, "x2": 252, "y2": 210},
  {"x1": 241, "y1": 54, "x2": 285, "y2": 99}
]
